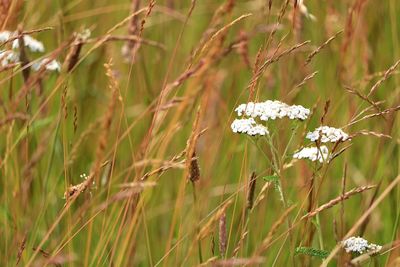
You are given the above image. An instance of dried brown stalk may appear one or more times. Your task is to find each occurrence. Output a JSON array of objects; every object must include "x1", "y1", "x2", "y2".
[
  {"x1": 186, "y1": 106, "x2": 202, "y2": 182},
  {"x1": 345, "y1": 85, "x2": 382, "y2": 112},
  {"x1": 350, "y1": 130, "x2": 392, "y2": 139},
  {"x1": 232, "y1": 230, "x2": 248, "y2": 257},
  {"x1": 210, "y1": 257, "x2": 265, "y2": 266},
  {"x1": 304, "y1": 30, "x2": 343, "y2": 66},
  {"x1": 121, "y1": 0, "x2": 141, "y2": 61},
  {"x1": 345, "y1": 105, "x2": 400, "y2": 127},
  {"x1": 301, "y1": 185, "x2": 375, "y2": 220},
  {"x1": 0, "y1": 0, "x2": 23, "y2": 29},
  {"x1": 197, "y1": 200, "x2": 233, "y2": 240},
  {"x1": 295, "y1": 71, "x2": 318, "y2": 88},
  {"x1": 16, "y1": 234, "x2": 27, "y2": 265},
  {"x1": 248, "y1": 40, "x2": 310, "y2": 90},
  {"x1": 219, "y1": 211, "x2": 227, "y2": 257},
  {"x1": 0, "y1": 112, "x2": 28, "y2": 129},
  {"x1": 246, "y1": 172, "x2": 257, "y2": 210},
  {"x1": 368, "y1": 58, "x2": 400, "y2": 97}
]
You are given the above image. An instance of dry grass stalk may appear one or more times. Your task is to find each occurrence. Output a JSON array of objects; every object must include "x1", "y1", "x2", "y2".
[
  {"x1": 150, "y1": 96, "x2": 186, "y2": 112},
  {"x1": 350, "y1": 130, "x2": 392, "y2": 139},
  {"x1": 344, "y1": 85, "x2": 382, "y2": 113},
  {"x1": 0, "y1": 27, "x2": 53, "y2": 47},
  {"x1": 67, "y1": 119, "x2": 102, "y2": 167},
  {"x1": 235, "y1": 30, "x2": 251, "y2": 69},
  {"x1": 323, "y1": 175, "x2": 400, "y2": 266},
  {"x1": 11, "y1": 40, "x2": 70, "y2": 112},
  {"x1": 140, "y1": 159, "x2": 185, "y2": 181},
  {"x1": 301, "y1": 185, "x2": 375, "y2": 220},
  {"x1": 124, "y1": 0, "x2": 155, "y2": 62},
  {"x1": 186, "y1": 106, "x2": 202, "y2": 182},
  {"x1": 210, "y1": 257, "x2": 265, "y2": 266},
  {"x1": 93, "y1": 60, "x2": 120, "y2": 165},
  {"x1": 95, "y1": 182, "x2": 157, "y2": 212},
  {"x1": 0, "y1": 0, "x2": 23, "y2": 29},
  {"x1": 345, "y1": 105, "x2": 400, "y2": 127},
  {"x1": 254, "y1": 205, "x2": 296, "y2": 256},
  {"x1": 320, "y1": 100, "x2": 330, "y2": 125},
  {"x1": 219, "y1": 211, "x2": 227, "y2": 257},
  {"x1": 188, "y1": 0, "x2": 234, "y2": 65},
  {"x1": 165, "y1": 60, "x2": 205, "y2": 93},
  {"x1": 248, "y1": 40, "x2": 310, "y2": 90},
  {"x1": 64, "y1": 35, "x2": 84, "y2": 72},
  {"x1": 198, "y1": 256, "x2": 219, "y2": 266},
  {"x1": 17, "y1": 26, "x2": 30, "y2": 83},
  {"x1": 188, "y1": 150, "x2": 201, "y2": 182},
  {"x1": 253, "y1": 181, "x2": 272, "y2": 208},
  {"x1": 85, "y1": 35, "x2": 165, "y2": 50},
  {"x1": 0, "y1": 112, "x2": 28, "y2": 129},
  {"x1": 359, "y1": 182, "x2": 381, "y2": 236},
  {"x1": 121, "y1": 0, "x2": 141, "y2": 61},
  {"x1": 197, "y1": 13, "x2": 252, "y2": 60},
  {"x1": 295, "y1": 71, "x2": 318, "y2": 88},
  {"x1": 16, "y1": 234, "x2": 27, "y2": 265},
  {"x1": 356, "y1": 70, "x2": 400, "y2": 86},
  {"x1": 304, "y1": 30, "x2": 343, "y2": 66},
  {"x1": 67, "y1": 59, "x2": 121, "y2": 199},
  {"x1": 232, "y1": 230, "x2": 248, "y2": 257},
  {"x1": 246, "y1": 172, "x2": 257, "y2": 210},
  {"x1": 368, "y1": 58, "x2": 400, "y2": 97},
  {"x1": 118, "y1": 181, "x2": 157, "y2": 189},
  {"x1": 350, "y1": 240, "x2": 400, "y2": 266},
  {"x1": 197, "y1": 200, "x2": 233, "y2": 240}
]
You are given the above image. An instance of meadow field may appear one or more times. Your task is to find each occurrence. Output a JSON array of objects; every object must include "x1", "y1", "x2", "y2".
[{"x1": 1, "y1": 0, "x2": 400, "y2": 266}]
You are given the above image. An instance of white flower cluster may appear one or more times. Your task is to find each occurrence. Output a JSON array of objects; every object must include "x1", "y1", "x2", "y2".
[
  {"x1": 0, "y1": 30, "x2": 60, "y2": 72},
  {"x1": 0, "y1": 50, "x2": 19, "y2": 67},
  {"x1": 235, "y1": 100, "x2": 310, "y2": 121},
  {"x1": 306, "y1": 126, "x2": 350, "y2": 143},
  {"x1": 293, "y1": 145, "x2": 329, "y2": 163},
  {"x1": 231, "y1": 118, "x2": 269, "y2": 136},
  {"x1": 298, "y1": 0, "x2": 316, "y2": 21},
  {"x1": 342, "y1": 237, "x2": 382, "y2": 254},
  {"x1": 0, "y1": 30, "x2": 44, "y2": 52},
  {"x1": 32, "y1": 58, "x2": 61, "y2": 72}
]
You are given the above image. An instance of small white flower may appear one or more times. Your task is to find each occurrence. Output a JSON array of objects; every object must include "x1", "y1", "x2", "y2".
[
  {"x1": 0, "y1": 50, "x2": 19, "y2": 67},
  {"x1": 12, "y1": 34, "x2": 44, "y2": 53},
  {"x1": 306, "y1": 126, "x2": 350, "y2": 143},
  {"x1": 298, "y1": 0, "x2": 316, "y2": 21},
  {"x1": 231, "y1": 118, "x2": 269, "y2": 136},
  {"x1": 293, "y1": 145, "x2": 329, "y2": 163},
  {"x1": 32, "y1": 58, "x2": 61, "y2": 72},
  {"x1": 77, "y1": 29, "x2": 91, "y2": 40},
  {"x1": 342, "y1": 237, "x2": 382, "y2": 254},
  {"x1": 0, "y1": 31, "x2": 12, "y2": 43},
  {"x1": 235, "y1": 100, "x2": 310, "y2": 121}
]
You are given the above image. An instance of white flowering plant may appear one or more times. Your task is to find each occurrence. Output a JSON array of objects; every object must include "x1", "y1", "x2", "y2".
[
  {"x1": 0, "y1": 30, "x2": 61, "y2": 72},
  {"x1": 341, "y1": 236, "x2": 382, "y2": 255},
  {"x1": 231, "y1": 100, "x2": 315, "y2": 207}
]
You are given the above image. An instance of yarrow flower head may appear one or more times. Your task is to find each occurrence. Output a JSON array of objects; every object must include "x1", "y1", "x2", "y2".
[
  {"x1": 0, "y1": 31, "x2": 12, "y2": 43},
  {"x1": 0, "y1": 50, "x2": 19, "y2": 67},
  {"x1": 0, "y1": 30, "x2": 45, "y2": 52},
  {"x1": 306, "y1": 126, "x2": 350, "y2": 143},
  {"x1": 235, "y1": 100, "x2": 310, "y2": 121},
  {"x1": 32, "y1": 58, "x2": 61, "y2": 72},
  {"x1": 11, "y1": 34, "x2": 45, "y2": 52},
  {"x1": 231, "y1": 118, "x2": 269, "y2": 136},
  {"x1": 341, "y1": 237, "x2": 382, "y2": 255},
  {"x1": 293, "y1": 145, "x2": 329, "y2": 163}
]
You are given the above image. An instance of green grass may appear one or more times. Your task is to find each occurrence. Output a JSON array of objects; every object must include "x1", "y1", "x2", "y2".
[{"x1": 1, "y1": 0, "x2": 400, "y2": 266}]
